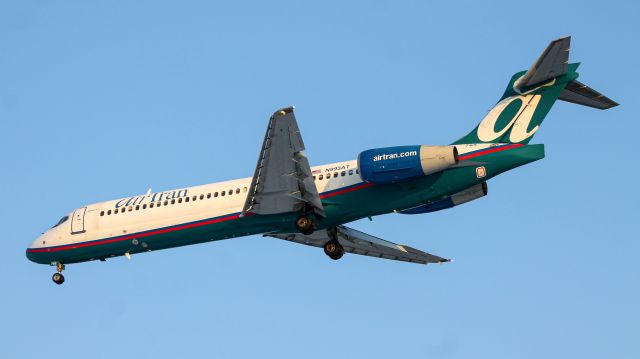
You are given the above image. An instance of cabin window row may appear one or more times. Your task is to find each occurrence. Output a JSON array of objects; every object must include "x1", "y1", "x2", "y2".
[
  {"x1": 313, "y1": 168, "x2": 358, "y2": 181},
  {"x1": 100, "y1": 187, "x2": 248, "y2": 216}
]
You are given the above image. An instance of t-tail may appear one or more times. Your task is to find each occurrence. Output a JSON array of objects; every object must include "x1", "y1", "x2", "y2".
[{"x1": 453, "y1": 36, "x2": 618, "y2": 145}]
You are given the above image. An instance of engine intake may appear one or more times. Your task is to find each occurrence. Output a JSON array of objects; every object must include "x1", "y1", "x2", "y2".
[{"x1": 358, "y1": 145, "x2": 458, "y2": 184}]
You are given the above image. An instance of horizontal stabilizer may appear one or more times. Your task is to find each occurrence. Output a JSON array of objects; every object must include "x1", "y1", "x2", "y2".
[
  {"x1": 558, "y1": 80, "x2": 619, "y2": 109},
  {"x1": 515, "y1": 36, "x2": 571, "y2": 90}
]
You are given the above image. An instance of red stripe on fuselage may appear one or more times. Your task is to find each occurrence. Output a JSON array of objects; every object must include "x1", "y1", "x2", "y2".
[
  {"x1": 28, "y1": 145, "x2": 525, "y2": 255},
  {"x1": 27, "y1": 182, "x2": 377, "y2": 254},
  {"x1": 27, "y1": 213, "x2": 243, "y2": 253},
  {"x1": 458, "y1": 143, "x2": 524, "y2": 161},
  {"x1": 319, "y1": 182, "x2": 375, "y2": 199}
]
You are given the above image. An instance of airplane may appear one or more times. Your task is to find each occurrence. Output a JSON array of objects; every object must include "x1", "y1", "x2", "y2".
[{"x1": 26, "y1": 36, "x2": 618, "y2": 285}]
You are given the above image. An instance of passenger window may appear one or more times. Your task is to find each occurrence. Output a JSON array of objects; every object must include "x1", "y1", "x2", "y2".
[
  {"x1": 150, "y1": 203, "x2": 154, "y2": 208},
  {"x1": 341, "y1": 171, "x2": 346, "y2": 177},
  {"x1": 349, "y1": 169, "x2": 353, "y2": 175},
  {"x1": 228, "y1": 190, "x2": 233, "y2": 195},
  {"x1": 334, "y1": 172, "x2": 338, "y2": 178},
  {"x1": 221, "y1": 191, "x2": 225, "y2": 196},
  {"x1": 243, "y1": 187, "x2": 247, "y2": 193},
  {"x1": 114, "y1": 209, "x2": 119, "y2": 214},
  {"x1": 235, "y1": 188, "x2": 240, "y2": 194},
  {"x1": 164, "y1": 200, "x2": 168, "y2": 206},
  {"x1": 136, "y1": 205, "x2": 140, "y2": 210},
  {"x1": 171, "y1": 199, "x2": 175, "y2": 204},
  {"x1": 143, "y1": 204, "x2": 147, "y2": 209},
  {"x1": 192, "y1": 195, "x2": 197, "y2": 201},
  {"x1": 128, "y1": 206, "x2": 133, "y2": 212},
  {"x1": 200, "y1": 194, "x2": 204, "y2": 200},
  {"x1": 319, "y1": 175, "x2": 324, "y2": 180},
  {"x1": 107, "y1": 210, "x2": 112, "y2": 215},
  {"x1": 214, "y1": 192, "x2": 218, "y2": 197},
  {"x1": 356, "y1": 169, "x2": 359, "y2": 174},
  {"x1": 100, "y1": 211, "x2": 104, "y2": 216},
  {"x1": 207, "y1": 193, "x2": 211, "y2": 199}
]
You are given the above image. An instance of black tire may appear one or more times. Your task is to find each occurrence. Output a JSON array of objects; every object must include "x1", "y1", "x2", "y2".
[
  {"x1": 323, "y1": 240, "x2": 344, "y2": 260},
  {"x1": 295, "y1": 216, "x2": 314, "y2": 235},
  {"x1": 52, "y1": 273, "x2": 65, "y2": 285}
]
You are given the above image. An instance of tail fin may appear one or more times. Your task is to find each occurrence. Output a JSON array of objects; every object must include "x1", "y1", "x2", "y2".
[{"x1": 454, "y1": 36, "x2": 618, "y2": 145}]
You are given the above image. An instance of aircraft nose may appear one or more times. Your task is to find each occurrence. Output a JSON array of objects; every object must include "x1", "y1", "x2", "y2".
[
  {"x1": 26, "y1": 235, "x2": 48, "y2": 264},
  {"x1": 25, "y1": 247, "x2": 37, "y2": 263}
]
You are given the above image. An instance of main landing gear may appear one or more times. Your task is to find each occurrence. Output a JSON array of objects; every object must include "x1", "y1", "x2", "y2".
[
  {"x1": 295, "y1": 215, "x2": 315, "y2": 235},
  {"x1": 323, "y1": 227, "x2": 344, "y2": 260},
  {"x1": 52, "y1": 263, "x2": 65, "y2": 285},
  {"x1": 323, "y1": 240, "x2": 344, "y2": 260},
  {"x1": 294, "y1": 210, "x2": 344, "y2": 261}
]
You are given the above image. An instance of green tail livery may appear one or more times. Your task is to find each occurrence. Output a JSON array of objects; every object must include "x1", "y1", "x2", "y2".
[
  {"x1": 26, "y1": 37, "x2": 618, "y2": 285},
  {"x1": 455, "y1": 36, "x2": 617, "y2": 145}
]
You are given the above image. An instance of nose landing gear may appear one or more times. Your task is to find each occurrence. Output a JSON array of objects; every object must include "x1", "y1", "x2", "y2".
[{"x1": 52, "y1": 263, "x2": 65, "y2": 285}]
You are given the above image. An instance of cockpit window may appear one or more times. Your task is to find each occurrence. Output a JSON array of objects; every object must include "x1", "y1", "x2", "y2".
[{"x1": 52, "y1": 216, "x2": 69, "y2": 228}]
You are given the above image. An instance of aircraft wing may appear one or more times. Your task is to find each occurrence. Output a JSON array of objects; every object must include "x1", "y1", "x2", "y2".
[
  {"x1": 242, "y1": 107, "x2": 325, "y2": 217},
  {"x1": 268, "y1": 225, "x2": 449, "y2": 265}
]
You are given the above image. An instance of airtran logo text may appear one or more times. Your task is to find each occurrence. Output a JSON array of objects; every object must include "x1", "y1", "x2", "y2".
[
  {"x1": 373, "y1": 150, "x2": 417, "y2": 162},
  {"x1": 115, "y1": 189, "x2": 189, "y2": 208}
]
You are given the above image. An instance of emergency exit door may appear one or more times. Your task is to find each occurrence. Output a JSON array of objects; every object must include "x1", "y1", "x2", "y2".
[{"x1": 71, "y1": 207, "x2": 87, "y2": 234}]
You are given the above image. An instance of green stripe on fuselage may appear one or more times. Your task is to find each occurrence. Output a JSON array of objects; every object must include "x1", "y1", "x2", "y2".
[{"x1": 27, "y1": 144, "x2": 544, "y2": 265}]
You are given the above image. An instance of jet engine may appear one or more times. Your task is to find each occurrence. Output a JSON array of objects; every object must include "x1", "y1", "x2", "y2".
[
  {"x1": 400, "y1": 182, "x2": 488, "y2": 214},
  {"x1": 357, "y1": 145, "x2": 458, "y2": 184}
]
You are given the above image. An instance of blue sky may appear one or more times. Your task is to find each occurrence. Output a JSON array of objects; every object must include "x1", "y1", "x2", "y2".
[{"x1": 2, "y1": 1, "x2": 638, "y2": 358}]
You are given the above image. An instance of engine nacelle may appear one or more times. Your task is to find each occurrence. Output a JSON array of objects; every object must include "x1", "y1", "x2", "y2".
[
  {"x1": 357, "y1": 145, "x2": 458, "y2": 184},
  {"x1": 400, "y1": 182, "x2": 488, "y2": 214}
]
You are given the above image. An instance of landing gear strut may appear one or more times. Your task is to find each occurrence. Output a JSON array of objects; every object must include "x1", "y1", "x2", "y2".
[
  {"x1": 52, "y1": 263, "x2": 65, "y2": 285},
  {"x1": 295, "y1": 216, "x2": 315, "y2": 235},
  {"x1": 324, "y1": 240, "x2": 344, "y2": 260}
]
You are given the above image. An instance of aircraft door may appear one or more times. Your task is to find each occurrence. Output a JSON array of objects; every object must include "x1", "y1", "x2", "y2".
[{"x1": 71, "y1": 207, "x2": 87, "y2": 234}]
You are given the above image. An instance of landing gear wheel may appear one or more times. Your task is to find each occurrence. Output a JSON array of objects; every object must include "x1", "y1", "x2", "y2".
[
  {"x1": 323, "y1": 240, "x2": 344, "y2": 260},
  {"x1": 52, "y1": 273, "x2": 65, "y2": 285},
  {"x1": 52, "y1": 262, "x2": 66, "y2": 285},
  {"x1": 295, "y1": 216, "x2": 315, "y2": 235}
]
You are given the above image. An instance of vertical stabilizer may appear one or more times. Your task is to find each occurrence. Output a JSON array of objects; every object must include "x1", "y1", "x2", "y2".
[{"x1": 453, "y1": 36, "x2": 618, "y2": 145}]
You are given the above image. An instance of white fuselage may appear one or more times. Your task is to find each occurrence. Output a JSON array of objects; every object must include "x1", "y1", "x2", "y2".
[{"x1": 29, "y1": 160, "x2": 361, "y2": 256}]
